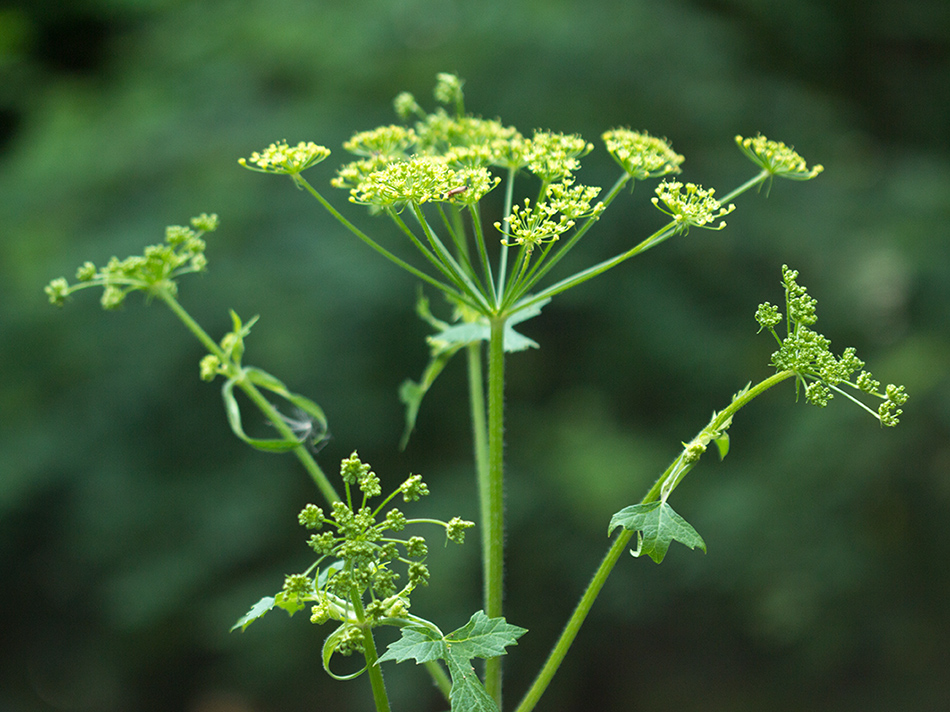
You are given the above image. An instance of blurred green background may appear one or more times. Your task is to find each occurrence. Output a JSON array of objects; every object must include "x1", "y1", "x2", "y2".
[{"x1": 2, "y1": 1, "x2": 948, "y2": 711}]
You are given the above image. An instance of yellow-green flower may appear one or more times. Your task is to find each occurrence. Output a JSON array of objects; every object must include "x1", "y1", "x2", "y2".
[
  {"x1": 239, "y1": 141, "x2": 331, "y2": 175},
  {"x1": 735, "y1": 134, "x2": 823, "y2": 180},
  {"x1": 652, "y1": 180, "x2": 734, "y2": 233},
  {"x1": 602, "y1": 129, "x2": 684, "y2": 180}
]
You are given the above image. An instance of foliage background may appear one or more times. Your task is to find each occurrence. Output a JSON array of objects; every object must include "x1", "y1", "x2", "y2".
[{"x1": 2, "y1": 1, "x2": 948, "y2": 711}]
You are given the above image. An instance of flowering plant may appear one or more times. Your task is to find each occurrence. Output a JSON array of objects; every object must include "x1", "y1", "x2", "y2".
[{"x1": 46, "y1": 74, "x2": 904, "y2": 712}]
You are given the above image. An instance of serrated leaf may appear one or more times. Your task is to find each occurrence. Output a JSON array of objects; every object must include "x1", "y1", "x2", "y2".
[
  {"x1": 445, "y1": 655, "x2": 498, "y2": 712},
  {"x1": 609, "y1": 501, "x2": 706, "y2": 564},
  {"x1": 377, "y1": 624, "x2": 446, "y2": 665},
  {"x1": 427, "y1": 299, "x2": 549, "y2": 353},
  {"x1": 444, "y1": 610, "x2": 528, "y2": 659},
  {"x1": 378, "y1": 612, "x2": 526, "y2": 712},
  {"x1": 400, "y1": 299, "x2": 549, "y2": 448},
  {"x1": 231, "y1": 595, "x2": 276, "y2": 632}
]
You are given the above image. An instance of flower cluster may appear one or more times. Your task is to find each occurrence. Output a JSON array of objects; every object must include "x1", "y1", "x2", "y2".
[
  {"x1": 342, "y1": 125, "x2": 416, "y2": 158},
  {"x1": 735, "y1": 134, "x2": 823, "y2": 180},
  {"x1": 756, "y1": 266, "x2": 908, "y2": 425},
  {"x1": 346, "y1": 155, "x2": 499, "y2": 208},
  {"x1": 495, "y1": 178, "x2": 604, "y2": 253},
  {"x1": 45, "y1": 214, "x2": 218, "y2": 309},
  {"x1": 239, "y1": 141, "x2": 331, "y2": 175},
  {"x1": 602, "y1": 129, "x2": 684, "y2": 180},
  {"x1": 525, "y1": 130, "x2": 594, "y2": 183},
  {"x1": 276, "y1": 452, "x2": 473, "y2": 646},
  {"x1": 652, "y1": 180, "x2": 734, "y2": 234}
]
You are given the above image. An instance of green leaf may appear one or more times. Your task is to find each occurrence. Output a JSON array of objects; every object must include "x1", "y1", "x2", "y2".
[
  {"x1": 399, "y1": 297, "x2": 549, "y2": 449},
  {"x1": 221, "y1": 367, "x2": 328, "y2": 452},
  {"x1": 443, "y1": 610, "x2": 528, "y2": 659},
  {"x1": 608, "y1": 501, "x2": 706, "y2": 564},
  {"x1": 445, "y1": 655, "x2": 498, "y2": 712},
  {"x1": 713, "y1": 431, "x2": 730, "y2": 460},
  {"x1": 399, "y1": 342, "x2": 465, "y2": 450},
  {"x1": 376, "y1": 624, "x2": 446, "y2": 664},
  {"x1": 430, "y1": 299, "x2": 549, "y2": 353},
  {"x1": 231, "y1": 595, "x2": 276, "y2": 632},
  {"x1": 273, "y1": 590, "x2": 306, "y2": 616},
  {"x1": 378, "y1": 611, "x2": 526, "y2": 712}
]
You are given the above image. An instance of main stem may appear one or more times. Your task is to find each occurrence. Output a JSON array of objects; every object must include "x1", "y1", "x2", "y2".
[
  {"x1": 484, "y1": 314, "x2": 507, "y2": 707},
  {"x1": 467, "y1": 343, "x2": 492, "y2": 611}
]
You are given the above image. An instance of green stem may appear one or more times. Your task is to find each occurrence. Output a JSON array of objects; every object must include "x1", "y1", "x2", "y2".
[
  {"x1": 510, "y1": 169, "x2": 774, "y2": 312},
  {"x1": 467, "y1": 342, "x2": 492, "y2": 607},
  {"x1": 512, "y1": 530, "x2": 631, "y2": 712},
  {"x1": 506, "y1": 173, "x2": 631, "y2": 306},
  {"x1": 352, "y1": 595, "x2": 392, "y2": 712},
  {"x1": 484, "y1": 314, "x2": 507, "y2": 707},
  {"x1": 424, "y1": 660, "x2": 453, "y2": 701},
  {"x1": 513, "y1": 369, "x2": 797, "y2": 712},
  {"x1": 158, "y1": 292, "x2": 340, "y2": 503},
  {"x1": 295, "y1": 176, "x2": 469, "y2": 307},
  {"x1": 495, "y1": 167, "x2": 517, "y2": 305}
]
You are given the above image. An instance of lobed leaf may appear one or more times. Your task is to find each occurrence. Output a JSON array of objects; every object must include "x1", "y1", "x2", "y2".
[{"x1": 609, "y1": 501, "x2": 706, "y2": 564}]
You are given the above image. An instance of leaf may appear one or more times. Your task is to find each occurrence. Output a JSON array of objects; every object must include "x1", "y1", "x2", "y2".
[
  {"x1": 378, "y1": 611, "x2": 527, "y2": 712},
  {"x1": 429, "y1": 300, "x2": 549, "y2": 353},
  {"x1": 713, "y1": 431, "x2": 730, "y2": 460},
  {"x1": 608, "y1": 501, "x2": 706, "y2": 564},
  {"x1": 273, "y1": 590, "x2": 306, "y2": 616},
  {"x1": 399, "y1": 297, "x2": 549, "y2": 448},
  {"x1": 398, "y1": 341, "x2": 465, "y2": 450},
  {"x1": 231, "y1": 595, "x2": 276, "y2": 632},
  {"x1": 445, "y1": 655, "x2": 498, "y2": 712},
  {"x1": 221, "y1": 368, "x2": 328, "y2": 452},
  {"x1": 443, "y1": 610, "x2": 528, "y2": 659},
  {"x1": 377, "y1": 624, "x2": 446, "y2": 664}
]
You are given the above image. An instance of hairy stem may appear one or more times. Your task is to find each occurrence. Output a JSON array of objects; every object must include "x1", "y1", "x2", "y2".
[
  {"x1": 467, "y1": 342, "x2": 492, "y2": 609},
  {"x1": 484, "y1": 314, "x2": 507, "y2": 707}
]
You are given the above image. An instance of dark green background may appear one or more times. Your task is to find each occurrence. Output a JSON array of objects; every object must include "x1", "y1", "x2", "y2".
[{"x1": 2, "y1": 1, "x2": 948, "y2": 711}]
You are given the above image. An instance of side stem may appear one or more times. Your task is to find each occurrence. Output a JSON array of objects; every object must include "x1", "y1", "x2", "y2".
[
  {"x1": 159, "y1": 291, "x2": 340, "y2": 503},
  {"x1": 352, "y1": 595, "x2": 392, "y2": 712},
  {"x1": 513, "y1": 369, "x2": 797, "y2": 712}
]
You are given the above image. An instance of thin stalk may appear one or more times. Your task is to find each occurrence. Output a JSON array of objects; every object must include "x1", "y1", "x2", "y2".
[
  {"x1": 424, "y1": 660, "x2": 453, "y2": 701},
  {"x1": 438, "y1": 203, "x2": 474, "y2": 276},
  {"x1": 495, "y1": 167, "x2": 517, "y2": 305},
  {"x1": 513, "y1": 369, "x2": 797, "y2": 712},
  {"x1": 295, "y1": 176, "x2": 469, "y2": 307},
  {"x1": 507, "y1": 173, "x2": 630, "y2": 304},
  {"x1": 388, "y1": 208, "x2": 476, "y2": 298},
  {"x1": 484, "y1": 314, "x2": 508, "y2": 707},
  {"x1": 510, "y1": 169, "x2": 773, "y2": 312},
  {"x1": 469, "y1": 203, "x2": 497, "y2": 305},
  {"x1": 159, "y1": 292, "x2": 341, "y2": 503},
  {"x1": 513, "y1": 223, "x2": 676, "y2": 312},
  {"x1": 410, "y1": 204, "x2": 492, "y2": 312},
  {"x1": 717, "y1": 169, "x2": 770, "y2": 204}
]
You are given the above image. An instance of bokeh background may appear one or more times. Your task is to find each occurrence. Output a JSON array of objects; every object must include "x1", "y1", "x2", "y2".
[{"x1": 2, "y1": 1, "x2": 948, "y2": 711}]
